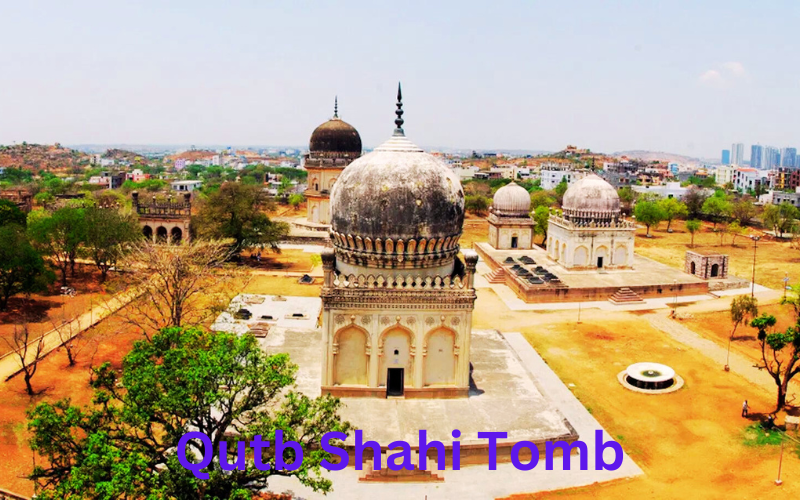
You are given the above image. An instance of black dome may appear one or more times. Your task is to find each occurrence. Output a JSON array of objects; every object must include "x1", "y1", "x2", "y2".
[{"x1": 309, "y1": 118, "x2": 362, "y2": 155}]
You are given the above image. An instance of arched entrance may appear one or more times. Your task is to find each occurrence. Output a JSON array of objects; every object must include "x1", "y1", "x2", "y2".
[
  {"x1": 171, "y1": 227, "x2": 183, "y2": 244},
  {"x1": 379, "y1": 327, "x2": 414, "y2": 395},
  {"x1": 142, "y1": 225, "x2": 153, "y2": 240},
  {"x1": 710, "y1": 263, "x2": 719, "y2": 277},
  {"x1": 156, "y1": 226, "x2": 168, "y2": 243},
  {"x1": 690, "y1": 261, "x2": 696, "y2": 274}
]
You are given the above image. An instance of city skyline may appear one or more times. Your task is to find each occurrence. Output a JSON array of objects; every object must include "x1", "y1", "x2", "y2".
[{"x1": 2, "y1": 1, "x2": 800, "y2": 157}]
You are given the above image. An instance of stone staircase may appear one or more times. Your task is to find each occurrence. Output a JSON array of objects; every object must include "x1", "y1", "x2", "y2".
[
  {"x1": 484, "y1": 267, "x2": 507, "y2": 284},
  {"x1": 609, "y1": 287, "x2": 645, "y2": 304},
  {"x1": 358, "y1": 451, "x2": 445, "y2": 483}
]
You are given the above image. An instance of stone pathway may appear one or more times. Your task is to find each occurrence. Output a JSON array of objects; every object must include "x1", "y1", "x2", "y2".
[
  {"x1": 645, "y1": 312, "x2": 791, "y2": 395},
  {"x1": 0, "y1": 288, "x2": 140, "y2": 382}
]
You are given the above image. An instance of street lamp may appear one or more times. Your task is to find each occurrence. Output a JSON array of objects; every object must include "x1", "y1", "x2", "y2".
[{"x1": 750, "y1": 235, "x2": 761, "y2": 298}]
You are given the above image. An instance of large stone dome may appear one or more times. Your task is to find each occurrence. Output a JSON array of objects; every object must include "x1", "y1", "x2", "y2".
[
  {"x1": 309, "y1": 117, "x2": 362, "y2": 156},
  {"x1": 492, "y1": 181, "x2": 531, "y2": 217},
  {"x1": 330, "y1": 134, "x2": 464, "y2": 270},
  {"x1": 561, "y1": 174, "x2": 621, "y2": 221},
  {"x1": 330, "y1": 88, "x2": 464, "y2": 271}
]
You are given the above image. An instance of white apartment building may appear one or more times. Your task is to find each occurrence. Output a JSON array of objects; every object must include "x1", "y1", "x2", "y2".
[{"x1": 539, "y1": 165, "x2": 590, "y2": 190}]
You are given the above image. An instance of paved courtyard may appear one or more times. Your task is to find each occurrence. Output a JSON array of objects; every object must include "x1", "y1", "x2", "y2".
[{"x1": 212, "y1": 295, "x2": 643, "y2": 498}]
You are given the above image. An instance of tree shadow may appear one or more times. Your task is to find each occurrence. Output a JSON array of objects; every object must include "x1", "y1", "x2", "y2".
[{"x1": 0, "y1": 297, "x2": 56, "y2": 324}]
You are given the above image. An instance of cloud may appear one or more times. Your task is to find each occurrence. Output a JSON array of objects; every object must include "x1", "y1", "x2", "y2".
[
  {"x1": 721, "y1": 61, "x2": 746, "y2": 77},
  {"x1": 698, "y1": 61, "x2": 746, "y2": 87},
  {"x1": 699, "y1": 69, "x2": 723, "y2": 85}
]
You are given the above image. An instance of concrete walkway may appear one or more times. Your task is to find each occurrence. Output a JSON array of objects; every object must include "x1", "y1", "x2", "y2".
[
  {"x1": 267, "y1": 333, "x2": 643, "y2": 500},
  {"x1": 0, "y1": 288, "x2": 139, "y2": 382}
]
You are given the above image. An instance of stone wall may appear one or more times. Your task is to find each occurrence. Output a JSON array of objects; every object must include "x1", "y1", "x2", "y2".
[{"x1": 684, "y1": 251, "x2": 728, "y2": 279}]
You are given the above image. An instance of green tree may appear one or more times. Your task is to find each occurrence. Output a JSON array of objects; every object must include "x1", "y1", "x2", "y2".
[
  {"x1": 534, "y1": 206, "x2": 549, "y2": 245},
  {"x1": 685, "y1": 219, "x2": 702, "y2": 248},
  {"x1": 288, "y1": 193, "x2": 304, "y2": 210},
  {"x1": 732, "y1": 198, "x2": 756, "y2": 226},
  {"x1": 701, "y1": 194, "x2": 732, "y2": 228},
  {"x1": 0, "y1": 198, "x2": 27, "y2": 227},
  {"x1": 554, "y1": 179, "x2": 568, "y2": 204},
  {"x1": 0, "y1": 225, "x2": 54, "y2": 310},
  {"x1": 464, "y1": 195, "x2": 490, "y2": 216},
  {"x1": 683, "y1": 188, "x2": 708, "y2": 219},
  {"x1": 658, "y1": 197, "x2": 688, "y2": 232},
  {"x1": 763, "y1": 202, "x2": 799, "y2": 238},
  {"x1": 27, "y1": 327, "x2": 354, "y2": 499},
  {"x1": 751, "y1": 311, "x2": 798, "y2": 411},
  {"x1": 634, "y1": 200, "x2": 665, "y2": 237},
  {"x1": 727, "y1": 221, "x2": 745, "y2": 247},
  {"x1": 27, "y1": 207, "x2": 87, "y2": 286},
  {"x1": 194, "y1": 183, "x2": 289, "y2": 255},
  {"x1": 530, "y1": 191, "x2": 556, "y2": 210},
  {"x1": 84, "y1": 207, "x2": 141, "y2": 281}
]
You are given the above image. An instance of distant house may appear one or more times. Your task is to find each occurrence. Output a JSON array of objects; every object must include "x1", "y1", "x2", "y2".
[
  {"x1": 632, "y1": 182, "x2": 688, "y2": 199},
  {"x1": 171, "y1": 180, "x2": 203, "y2": 192}
]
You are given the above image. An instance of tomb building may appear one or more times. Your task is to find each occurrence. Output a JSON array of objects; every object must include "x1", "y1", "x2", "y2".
[
  {"x1": 321, "y1": 85, "x2": 478, "y2": 398},
  {"x1": 546, "y1": 173, "x2": 635, "y2": 270},
  {"x1": 304, "y1": 98, "x2": 362, "y2": 225},
  {"x1": 488, "y1": 181, "x2": 535, "y2": 249}
]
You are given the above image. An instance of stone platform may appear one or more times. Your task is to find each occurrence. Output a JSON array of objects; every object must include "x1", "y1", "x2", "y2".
[
  {"x1": 255, "y1": 320, "x2": 577, "y2": 454},
  {"x1": 475, "y1": 242, "x2": 709, "y2": 303}
]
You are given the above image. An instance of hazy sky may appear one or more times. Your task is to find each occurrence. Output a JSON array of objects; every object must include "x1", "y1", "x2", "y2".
[{"x1": 1, "y1": 1, "x2": 798, "y2": 157}]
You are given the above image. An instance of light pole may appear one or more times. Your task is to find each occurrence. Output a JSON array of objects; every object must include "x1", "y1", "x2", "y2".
[
  {"x1": 775, "y1": 432, "x2": 785, "y2": 486},
  {"x1": 750, "y1": 235, "x2": 761, "y2": 297},
  {"x1": 783, "y1": 273, "x2": 789, "y2": 300},
  {"x1": 673, "y1": 279, "x2": 678, "y2": 317}
]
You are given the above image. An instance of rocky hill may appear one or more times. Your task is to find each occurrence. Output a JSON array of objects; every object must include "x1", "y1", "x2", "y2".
[{"x1": 0, "y1": 143, "x2": 89, "y2": 172}]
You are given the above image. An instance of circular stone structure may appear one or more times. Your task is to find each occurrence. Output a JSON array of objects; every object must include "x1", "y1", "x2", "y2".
[{"x1": 618, "y1": 362, "x2": 684, "y2": 394}]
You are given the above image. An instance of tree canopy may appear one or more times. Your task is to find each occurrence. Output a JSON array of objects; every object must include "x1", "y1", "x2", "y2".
[
  {"x1": 193, "y1": 183, "x2": 289, "y2": 254},
  {"x1": 657, "y1": 197, "x2": 688, "y2": 231},
  {"x1": 0, "y1": 225, "x2": 54, "y2": 310},
  {"x1": 27, "y1": 327, "x2": 354, "y2": 499},
  {"x1": 0, "y1": 199, "x2": 27, "y2": 227},
  {"x1": 27, "y1": 207, "x2": 88, "y2": 286},
  {"x1": 84, "y1": 207, "x2": 141, "y2": 281},
  {"x1": 634, "y1": 199, "x2": 665, "y2": 237}
]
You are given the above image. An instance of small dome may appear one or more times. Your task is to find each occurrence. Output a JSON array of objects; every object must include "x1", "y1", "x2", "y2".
[
  {"x1": 309, "y1": 117, "x2": 362, "y2": 156},
  {"x1": 562, "y1": 174, "x2": 620, "y2": 221},
  {"x1": 492, "y1": 182, "x2": 531, "y2": 216}
]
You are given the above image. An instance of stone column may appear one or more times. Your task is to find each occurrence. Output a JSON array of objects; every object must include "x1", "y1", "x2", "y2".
[{"x1": 368, "y1": 318, "x2": 380, "y2": 388}]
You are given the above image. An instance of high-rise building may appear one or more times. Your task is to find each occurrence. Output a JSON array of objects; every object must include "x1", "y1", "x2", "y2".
[
  {"x1": 781, "y1": 147, "x2": 797, "y2": 168},
  {"x1": 721, "y1": 149, "x2": 730, "y2": 165},
  {"x1": 765, "y1": 146, "x2": 781, "y2": 169},
  {"x1": 750, "y1": 145, "x2": 764, "y2": 169},
  {"x1": 731, "y1": 143, "x2": 745, "y2": 165}
]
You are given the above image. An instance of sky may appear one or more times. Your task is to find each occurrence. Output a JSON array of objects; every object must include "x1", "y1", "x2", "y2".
[{"x1": 1, "y1": 1, "x2": 798, "y2": 158}]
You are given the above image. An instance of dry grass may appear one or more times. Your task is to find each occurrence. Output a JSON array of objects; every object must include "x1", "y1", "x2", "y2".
[
  {"x1": 634, "y1": 220, "x2": 797, "y2": 290},
  {"x1": 0, "y1": 264, "x2": 109, "y2": 356},
  {"x1": 470, "y1": 290, "x2": 800, "y2": 499}
]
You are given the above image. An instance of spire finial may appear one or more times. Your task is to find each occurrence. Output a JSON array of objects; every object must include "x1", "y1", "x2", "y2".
[
  {"x1": 393, "y1": 82, "x2": 404, "y2": 136},
  {"x1": 333, "y1": 95, "x2": 338, "y2": 118}
]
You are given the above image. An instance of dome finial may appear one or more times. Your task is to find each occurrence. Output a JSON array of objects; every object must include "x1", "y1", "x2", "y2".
[
  {"x1": 333, "y1": 95, "x2": 339, "y2": 119},
  {"x1": 393, "y1": 82, "x2": 404, "y2": 136}
]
